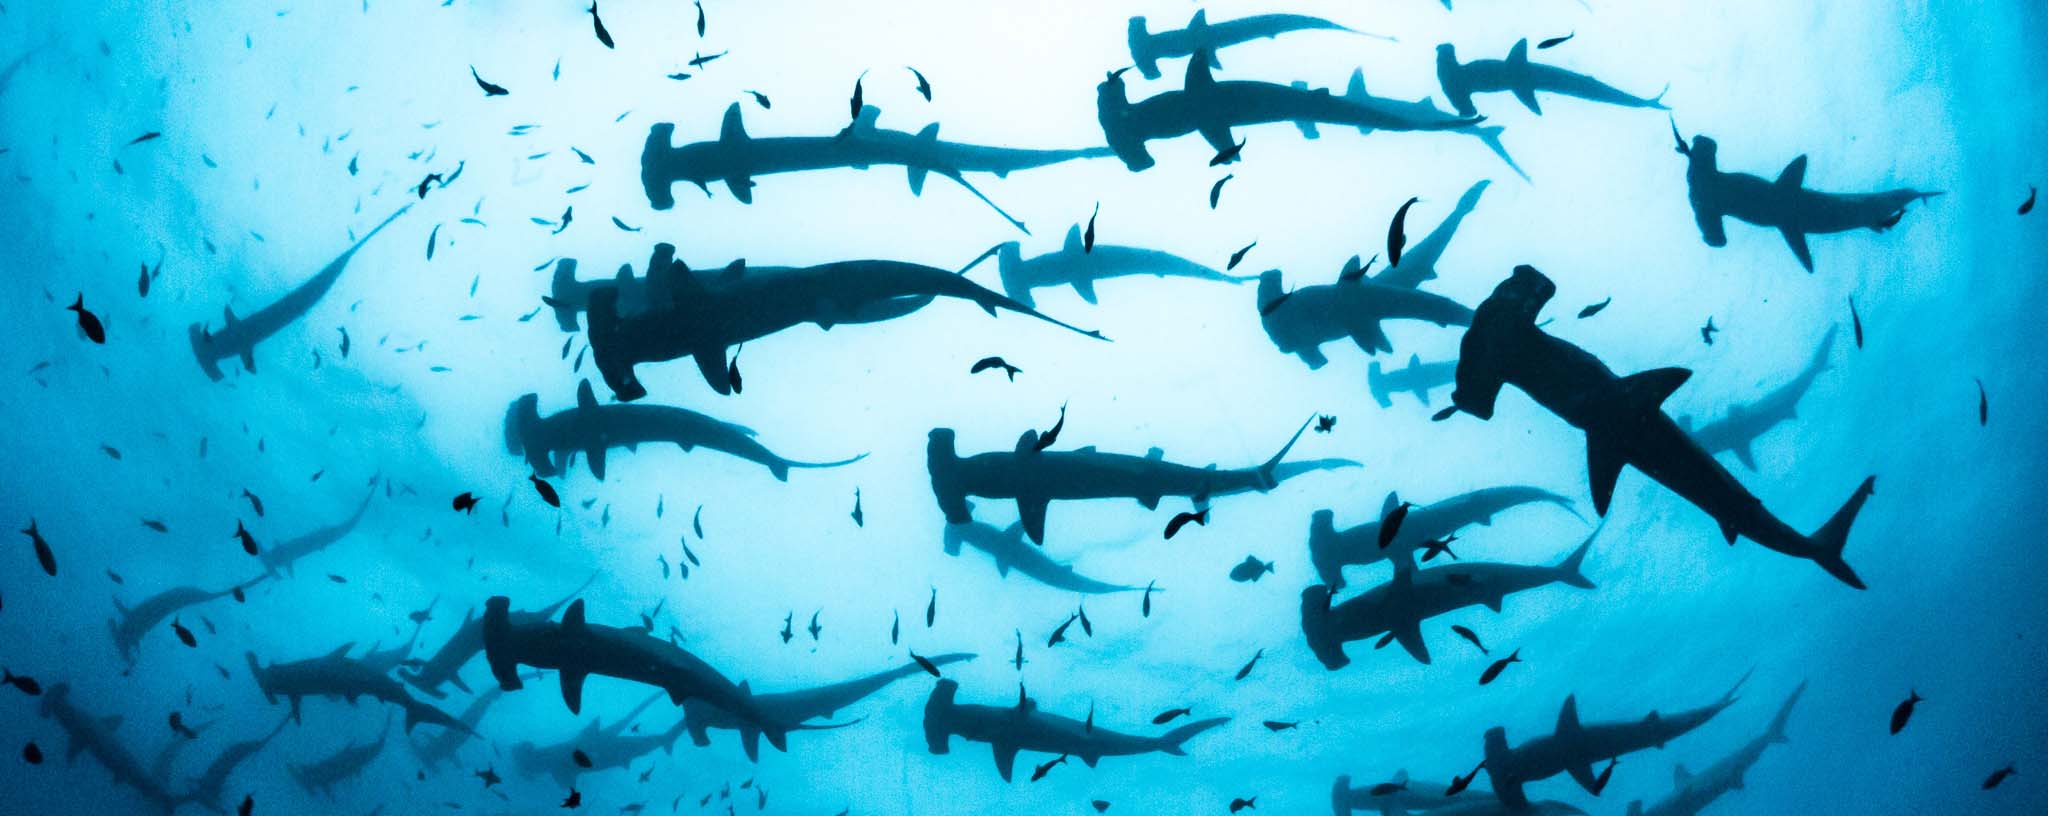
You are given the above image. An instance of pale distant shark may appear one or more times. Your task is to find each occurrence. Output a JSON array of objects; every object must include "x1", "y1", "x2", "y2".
[
  {"x1": 189, "y1": 205, "x2": 410, "y2": 381},
  {"x1": 507, "y1": 380, "x2": 866, "y2": 481},
  {"x1": 684, "y1": 654, "x2": 976, "y2": 761},
  {"x1": 1301, "y1": 528, "x2": 1595, "y2": 667},
  {"x1": 1370, "y1": 354, "x2": 1459, "y2": 408},
  {"x1": 1679, "y1": 327, "x2": 1836, "y2": 470},
  {"x1": 286, "y1": 716, "x2": 391, "y2": 799},
  {"x1": 110, "y1": 575, "x2": 269, "y2": 668},
  {"x1": 1307, "y1": 486, "x2": 1579, "y2": 589},
  {"x1": 922, "y1": 678, "x2": 1227, "y2": 781},
  {"x1": 958, "y1": 223, "x2": 1256, "y2": 309},
  {"x1": 1674, "y1": 124, "x2": 1939, "y2": 271},
  {"x1": 1627, "y1": 683, "x2": 1806, "y2": 816},
  {"x1": 1331, "y1": 770, "x2": 1587, "y2": 816},
  {"x1": 38, "y1": 682, "x2": 192, "y2": 813},
  {"x1": 511, "y1": 691, "x2": 691, "y2": 786},
  {"x1": 1435, "y1": 39, "x2": 1668, "y2": 117},
  {"x1": 1126, "y1": 9, "x2": 1390, "y2": 80},
  {"x1": 1480, "y1": 676, "x2": 1747, "y2": 810},
  {"x1": 184, "y1": 716, "x2": 290, "y2": 814},
  {"x1": 928, "y1": 416, "x2": 1358, "y2": 544},
  {"x1": 244, "y1": 643, "x2": 469, "y2": 734},
  {"x1": 641, "y1": 103, "x2": 1112, "y2": 232},
  {"x1": 409, "y1": 688, "x2": 501, "y2": 774},
  {"x1": 943, "y1": 513, "x2": 1143, "y2": 594},
  {"x1": 259, "y1": 487, "x2": 375, "y2": 578}
]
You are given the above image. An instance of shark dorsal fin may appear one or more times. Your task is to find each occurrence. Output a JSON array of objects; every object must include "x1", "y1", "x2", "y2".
[
  {"x1": 563, "y1": 599, "x2": 587, "y2": 629},
  {"x1": 1015, "y1": 430, "x2": 1040, "y2": 452},
  {"x1": 327, "y1": 641, "x2": 355, "y2": 659},
  {"x1": 1145, "y1": 447, "x2": 1165, "y2": 460},
  {"x1": 718, "y1": 103, "x2": 749, "y2": 144},
  {"x1": 1380, "y1": 491, "x2": 1400, "y2": 517},
  {"x1": 1347, "y1": 69, "x2": 1366, "y2": 99},
  {"x1": 915, "y1": 122, "x2": 939, "y2": 142},
  {"x1": 1556, "y1": 695, "x2": 1582, "y2": 735},
  {"x1": 1508, "y1": 38, "x2": 1531, "y2": 68},
  {"x1": 1777, "y1": 155, "x2": 1808, "y2": 188},
  {"x1": 1075, "y1": 445, "x2": 1096, "y2": 453},
  {"x1": 223, "y1": 305, "x2": 240, "y2": 327},
  {"x1": 1407, "y1": 353, "x2": 1421, "y2": 368},
  {"x1": 1188, "y1": 8, "x2": 1207, "y2": 29},
  {"x1": 1063, "y1": 225, "x2": 1083, "y2": 252},
  {"x1": 1619, "y1": 367, "x2": 1692, "y2": 411},
  {"x1": 853, "y1": 106, "x2": 881, "y2": 134},
  {"x1": 1673, "y1": 763, "x2": 1691, "y2": 785},
  {"x1": 1338, "y1": 255, "x2": 1364, "y2": 282},
  {"x1": 1392, "y1": 769, "x2": 1409, "y2": 785},
  {"x1": 721, "y1": 259, "x2": 746, "y2": 281},
  {"x1": 1644, "y1": 710, "x2": 1662, "y2": 725},
  {"x1": 576, "y1": 379, "x2": 599, "y2": 410},
  {"x1": 614, "y1": 264, "x2": 633, "y2": 283},
  {"x1": 1183, "y1": 47, "x2": 1218, "y2": 92}
]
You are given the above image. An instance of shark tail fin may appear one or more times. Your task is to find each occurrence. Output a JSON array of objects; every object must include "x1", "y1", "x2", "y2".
[
  {"x1": 1127, "y1": 17, "x2": 1161, "y2": 79},
  {"x1": 1366, "y1": 361, "x2": 1394, "y2": 408},
  {"x1": 1554, "y1": 523, "x2": 1599, "y2": 589},
  {"x1": 922, "y1": 679, "x2": 960, "y2": 754},
  {"x1": 1767, "y1": 681, "x2": 1806, "y2": 745},
  {"x1": 1156, "y1": 717, "x2": 1228, "y2": 756},
  {"x1": 1256, "y1": 416, "x2": 1318, "y2": 489},
  {"x1": 1307, "y1": 510, "x2": 1345, "y2": 589},
  {"x1": 1806, "y1": 476, "x2": 1876, "y2": 589},
  {"x1": 549, "y1": 259, "x2": 583, "y2": 330}
]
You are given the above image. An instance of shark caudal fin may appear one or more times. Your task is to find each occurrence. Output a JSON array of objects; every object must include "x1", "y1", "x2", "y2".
[
  {"x1": 922, "y1": 679, "x2": 960, "y2": 754},
  {"x1": 773, "y1": 452, "x2": 870, "y2": 482},
  {"x1": 1435, "y1": 44, "x2": 1478, "y2": 117},
  {"x1": 1255, "y1": 416, "x2": 1319, "y2": 489},
  {"x1": 1156, "y1": 717, "x2": 1229, "y2": 756},
  {"x1": 1805, "y1": 476, "x2": 1876, "y2": 589},
  {"x1": 1300, "y1": 585, "x2": 1350, "y2": 669},
  {"x1": 1366, "y1": 361, "x2": 1395, "y2": 408},
  {"x1": 1552, "y1": 523, "x2": 1599, "y2": 589},
  {"x1": 548, "y1": 259, "x2": 583, "y2": 330},
  {"x1": 1766, "y1": 681, "x2": 1807, "y2": 745},
  {"x1": 1307, "y1": 510, "x2": 1347, "y2": 588},
  {"x1": 1126, "y1": 17, "x2": 1161, "y2": 79},
  {"x1": 1466, "y1": 124, "x2": 1531, "y2": 183}
]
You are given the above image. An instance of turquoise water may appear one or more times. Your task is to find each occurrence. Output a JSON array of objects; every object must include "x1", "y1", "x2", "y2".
[{"x1": 2, "y1": 1, "x2": 2044, "y2": 814}]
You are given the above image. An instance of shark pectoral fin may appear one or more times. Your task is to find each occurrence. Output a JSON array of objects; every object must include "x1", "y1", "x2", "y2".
[
  {"x1": 1732, "y1": 443, "x2": 1757, "y2": 471},
  {"x1": 695, "y1": 349, "x2": 732, "y2": 394},
  {"x1": 992, "y1": 744, "x2": 1020, "y2": 781},
  {"x1": 1350, "y1": 323, "x2": 1392, "y2": 354},
  {"x1": 1392, "y1": 620, "x2": 1431, "y2": 664},
  {"x1": 1298, "y1": 347, "x2": 1329, "y2": 369},
  {"x1": 995, "y1": 561, "x2": 1010, "y2": 577},
  {"x1": 586, "y1": 445, "x2": 607, "y2": 481},
  {"x1": 906, "y1": 166, "x2": 929, "y2": 196},
  {"x1": 560, "y1": 670, "x2": 588, "y2": 714},
  {"x1": 239, "y1": 347, "x2": 256, "y2": 373},
  {"x1": 1506, "y1": 40, "x2": 1541, "y2": 114},
  {"x1": 1071, "y1": 278, "x2": 1098, "y2": 304},
  {"x1": 1780, "y1": 227, "x2": 1814, "y2": 271},
  {"x1": 1017, "y1": 497, "x2": 1050, "y2": 544},
  {"x1": 1197, "y1": 121, "x2": 1236, "y2": 154},
  {"x1": 740, "y1": 728, "x2": 761, "y2": 762},
  {"x1": 1585, "y1": 432, "x2": 1625, "y2": 516},
  {"x1": 1079, "y1": 754, "x2": 1099, "y2": 767},
  {"x1": 1618, "y1": 367, "x2": 1691, "y2": 412},
  {"x1": 1566, "y1": 762, "x2": 1600, "y2": 793},
  {"x1": 725, "y1": 176, "x2": 755, "y2": 204}
]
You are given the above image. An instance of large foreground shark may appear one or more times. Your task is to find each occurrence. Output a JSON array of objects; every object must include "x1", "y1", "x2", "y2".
[
  {"x1": 1480, "y1": 677, "x2": 1747, "y2": 810},
  {"x1": 507, "y1": 380, "x2": 866, "y2": 481}
]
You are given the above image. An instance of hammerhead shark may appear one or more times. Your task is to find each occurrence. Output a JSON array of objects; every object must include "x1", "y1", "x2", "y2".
[
  {"x1": 402, "y1": 574, "x2": 596, "y2": 698},
  {"x1": 479, "y1": 596, "x2": 782, "y2": 747},
  {"x1": 1481, "y1": 676, "x2": 1748, "y2": 810},
  {"x1": 259, "y1": 488, "x2": 374, "y2": 578},
  {"x1": 943, "y1": 514, "x2": 1144, "y2": 594},
  {"x1": 1126, "y1": 9, "x2": 1388, "y2": 80},
  {"x1": 641, "y1": 103, "x2": 1111, "y2": 232},
  {"x1": 922, "y1": 678, "x2": 1227, "y2": 782},
  {"x1": 684, "y1": 654, "x2": 976, "y2": 761},
  {"x1": 1331, "y1": 770, "x2": 1587, "y2": 816},
  {"x1": 1370, "y1": 354, "x2": 1460, "y2": 408},
  {"x1": 1256, "y1": 258, "x2": 1475, "y2": 369},
  {"x1": 1627, "y1": 683, "x2": 1806, "y2": 816},
  {"x1": 510, "y1": 691, "x2": 690, "y2": 786},
  {"x1": 409, "y1": 688, "x2": 501, "y2": 774},
  {"x1": 38, "y1": 682, "x2": 193, "y2": 813},
  {"x1": 184, "y1": 716, "x2": 290, "y2": 814},
  {"x1": 244, "y1": 643, "x2": 468, "y2": 734},
  {"x1": 110, "y1": 575, "x2": 268, "y2": 668},
  {"x1": 927, "y1": 416, "x2": 1358, "y2": 544},
  {"x1": 1449, "y1": 265, "x2": 1878, "y2": 588},
  {"x1": 1308, "y1": 487, "x2": 1579, "y2": 589},
  {"x1": 1096, "y1": 50, "x2": 1486, "y2": 171},
  {"x1": 1674, "y1": 125, "x2": 1940, "y2": 271},
  {"x1": 1301, "y1": 528, "x2": 1595, "y2": 668},
  {"x1": 585, "y1": 242, "x2": 1105, "y2": 401},
  {"x1": 507, "y1": 380, "x2": 866, "y2": 481},
  {"x1": 189, "y1": 204, "x2": 410, "y2": 381},
  {"x1": 958, "y1": 223, "x2": 1255, "y2": 308},
  {"x1": 1680, "y1": 327, "x2": 1837, "y2": 470},
  {"x1": 1436, "y1": 39, "x2": 1668, "y2": 117},
  {"x1": 287, "y1": 715, "x2": 391, "y2": 799}
]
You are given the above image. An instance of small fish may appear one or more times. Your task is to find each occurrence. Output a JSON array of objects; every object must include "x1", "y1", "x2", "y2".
[
  {"x1": 970, "y1": 356, "x2": 1022, "y2": 381},
  {"x1": 807, "y1": 610, "x2": 822, "y2": 641},
  {"x1": 1420, "y1": 534, "x2": 1459, "y2": 562},
  {"x1": 1983, "y1": 764, "x2": 2017, "y2": 790},
  {"x1": 1092, "y1": 802, "x2": 1110, "y2": 813},
  {"x1": 24, "y1": 742, "x2": 42, "y2": 764},
  {"x1": 238, "y1": 794, "x2": 252, "y2": 816},
  {"x1": 475, "y1": 767, "x2": 501, "y2": 788},
  {"x1": 680, "y1": 537, "x2": 698, "y2": 567},
  {"x1": 744, "y1": 90, "x2": 771, "y2": 109},
  {"x1": 1033, "y1": 403, "x2": 1066, "y2": 451},
  {"x1": 693, "y1": 505, "x2": 705, "y2": 539},
  {"x1": 926, "y1": 587, "x2": 937, "y2": 627},
  {"x1": 1849, "y1": 297, "x2": 1864, "y2": 348},
  {"x1": 1479, "y1": 649, "x2": 1521, "y2": 685},
  {"x1": 1387, "y1": 197, "x2": 1420, "y2": 267},
  {"x1": 1235, "y1": 648, "x2": 1262, "y2": 681},
  {"x1": 1577, "y1": 297, "x2": 1611, "y2": 318},
  {"x1": 426, "y1": 224, "x2": 439, "y2": 260},
  {"x1": 22, "y1": 520, "x2": 56, "y2": 576},
  {"x1": 1377, "y1": 502, "x2": 1413, "y2": 549},
  {"x1": 1976, "y1": 378, "x2": 1988, "y2": 426},
  {"x1": 587, "y1": 3, "x2": 613, "y2": 48},
  {"x1": 1446, "y1": 762, "x2": 1483, "y2": 796},
  {"x1": 452, "y1": 492, "x2": 479, "y2": 514},
  {"x1": 1451, "y1": 625, "x2": 1488, "y2": 655},
  {"x1": 688, "y1": 50, "x2": 727, "y2": 68},
  {"x1": 138, "y1": 263, "x2": 151, "y2": 297},
  {"x1": 2, "y1": 670, "x2": 41, "y2": 695},
  {"x1": 1228, "y1": 555, "x2": 1273, "y2": 583},
  {"x1": 665, "y1": 72, "x2": 690, "y2": 81},
  {"x1": 850, "y1": 488, "x2": 864, "y2": 528},
  {"x1": 1891, "y1": 690, "x2": 1922, "y2": 734},
  {"x1": 726, "y1": 347, "x2": 742, "y2": 393},
  {"x1": 240, "y1": 489, "x2": 265, "y2": 517},
  {"x1": 101, "y1": 445, "x2": 121, "y2": 460},
  {"x1": 1209, "y1": 174, "x2": 1233, "y2": 209},
  {"x1": 1314, "y1": 415, "x2": 1336, "y2": 433},
  {"x1": 1589, "y1": 758, "x2": 1619, "y2": 795},
  {"x1": 128, "y1": 131, "x2": 163, "y2": 146},
  {"x1": 1226, "y1": 240, "x2": 1257, "y2": 271},
  {"x1": 891, "y1": 611, "x2": 900, "y2": 644},
  {"x1": 1701, "y1": 317, "x2": 1718, "y2": 345},
  {"x1": 1142, "y1": 580, "x2": 1154, "y2": 617},
  {"x1": 1369, "y1": 780, "x2": 1408, "y2": 796},
  {"x1": 1538, "y1": 32, "x2": 1575, "y2": 49},
  {"x1": 1209, "y1": 138, "x2": 1246, "y2": 166},
  {"x1": 171, "y1": 617, "x2": 197, "y2": 647},
  {"x1": 1077, "y1": 604, "x2": 1092, "y2": 637},
  {"x1": 169, "y1": 711, "x2": 197, "y2": 739},
  {"x1": 233, "y1": 520, "x2": 259, "y2": 556},
  {"x1": 1029, "y1": 754, "x2": 1067, "y2": 782},
  {"x1": 1163, "y1": 509, "x2": 1207, "y2": 540},
  {"x1": 1229, "y1": 797, "x2": 1256, "y2": 813},
  {"x1": 561, "y1": 788, "x2": 581, "y2": 809},
  {"x1": 2020, "y1": 185, "x2": 2037, "y2": 216},
  {"x1": 326, "y1": 574, "x2": 346, "y2": 584},
  {"x1": 470, "y1": 66, "x2": 509, "y2": 96},
  {"x1": 572, "y1": 749, "x2": 591, "y2": 768},
  {"x1": 530, "y1": 474, "x2": 561, "y2": 507},
  {"x1": 848, "y1": 70, "x2": 867, "y2": 120},
  {"x1": 779, "y1": 613, "x2": 793, "y2": 644},
  {"x1": 1046, "y1": 613, "x2": 1077, "y2": 647},
  {"x1": 67, "y1": 294, "x2": 106, "y2": 343},
  {"x1": 1083, "y1": 202, "x2": 1099, "y2": 253},
  {"x1": 609, "y1": 216, "x2": 639, "y2": 233},
  {"x1": 1261, "y1": 720, "x2": 1297, "y2": 732},
  {"x1": 1151, "y1": 707, "x2": 1191, "y2": 725},
  {"x1": 232, "y1": 587, "x2": 245, "y2": 603},
  {"x1": 338, "y1": 327, "x2": 351, "y2": 357},
  {"x1": 552, "y1": 206, "x2": 573, "y2": 235},
  {"x1": 1011, "y1": 629, "x2": 1025, "y2": 670},
  {"x1": 908, "y1": 66, "x2": 932, "y2": 101},
  {"x1": 694, "y1": 0, "x2": 706, "y2": 35}
]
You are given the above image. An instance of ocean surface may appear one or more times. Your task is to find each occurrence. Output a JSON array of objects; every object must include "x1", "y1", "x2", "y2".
[{"x1": 2, "y1": 1, "x2": 2044, "y2": 814}]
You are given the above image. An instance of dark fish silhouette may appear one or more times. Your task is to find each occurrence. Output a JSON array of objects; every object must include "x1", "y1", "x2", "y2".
[
  {"x1": 970, "y1": 356, "x2": 1022, "y2": 381},
  {"x1": 171, "y1": 617, "x2": 197, "y2": 647},
  {"x1": 1589, "y1": 757, "x2": 1618, "y2": 794},
  {"x1": 1209, "y1": 138, "x2": 1246, "y2": 166},
  {"x1": 22, "y1": 520, "x2": 55, "y2": 576},
  {"x1": 910, "y1": 651, "x2": 942, "y2": 677},
  {"x1": 23, "y1": 741, "x2": 41, "y2": 764},
  {"x1": 452, "y1": 492, "x2": 479, "y2": 514},
  {"x1": 1077, "y1": 604, "x2": 1092, "y2": 636},
  {"x1": 241, "y1": 489, "x2": 265, "y2": 517},
  {"x1": 67, "y1": 294, "x2": 106, "y2": 343},
  {"x1": 1235, "y1": 648, "x2": 1262, "y2": 680},
  {"x1": 1419, "y1": 534, "x2": 1459, "y2": 562},
  {"x1": 891, "y1": 610, "x2": 900, "y2": 644},
  {"x1": 1578, "y1": 297, "x2": 1611, "y2": 318},
  {"x1": 1890, "y1": 690, "x2": 1921, "y2": 734},
  {"x1": 2, "y1": 669, "x2": 40, "y2": 695},
  {"x1": 1315, "y1": 415, "x2": 1335, "y2": 433},
  {"x1": 744, "y1": 90, "x2": 771, "y2": 109},
  {"x1": 909, "y1": 66, "x2": 932, "y2": 101},
  {"x1": 234, "y1": 520, "x2": 259, "y2": 556},
  {"x1": 611, "y1": 216, "x2": 638, "y2": 232},
  {"x1": 1046, "y1": 613, "x2": 1077, "y2": 646},
  {"x1": 807, "y1": 609, "x2": 822, "y2": 640},
  {"x1": 850, "y1": 488, "x2": 864, "y2": 527},
  {"x1": 128, "y1": 131, "x2": 162, "y2": 145},
  {"x1": 689, "y1": 51, "x2": 727, "y2": 68},
  {"x1": 1228, "y1": 556, "x2": 1273, "y2": 582},
  {"x1": 1084, "y1": 203, "x2": 1100, "y2": 252},
  {"x1": 1210, "y1": 174, "x2": 1232, "y2": 208},
  {"x1": 2020, "y1": 186, "x2": 2036, "y2": 216},
  {"x1": 726, "y1": 346, "x2": 742, "y2": 393},
  {"x1": 1152, "y1": 707, "x2": 1191, "y2": 724},
  {"x1": 1701, "y1": 317, "x2": 1719, "y2": 345},
  {"x1": 1983, "y1": 764, "x2": 2017, "y2": 790},
  {"x1": 470, "y1": 66, "x2": 509, "y2": 96},
  {"x1": 1478, "y1": 648, "x2": 1521, "y2": 685},
  {"x1": 1538, "y1": 33, "x2": 1575, "y2": 49},
  {"x1": 1142, "y1": 580, "x2": 1155, "y2": 617},
  {"x1": 1229, "y1": 797, "x2": 1256, "y2": 813},
  {"x1": 779, "y1": 613, "x2": 793, "y2": 644},
  {"x1": 1227, "y1": 240, "x2": 1257, "y2": 271},
  {"x1": 530, "y1": 474, "x2": 561, "y2": 507},
  {"x1": 1376, "y1": 501, "x2": 1413, "y2": 549},
  {"x1": 1387, "y1": 197, "x2": 1419, "y2": 266},
  {"x1": 1262, "y1": 720, "x2": 1297, "y2": 731},
  {"x1": 1976, "y1": 378, "x2": 1988, "y2": 426},
  {"x1": 1033, "y1": 403, "x2": 1066, "y2": 451},
  {"x1": 138, "y1": 263, "x2": 151, "y2": 297},
  {"x1": 1445, "y1": 763, "x2": 1481, "y2": 796},
  {"x1": 572, "y1": 749, "x2": 591, "y2": 768},
  {"x1": 693, "y1": 505, "x2": 705, "y2": 539},
  {"x1": 927, "y1": 587, "x2": 937, "y2": 627},
  {"x1": 562, "y1": 788, "x2": 581, "y2": 808},
  {"x1": 848, "y1": 71, "x2": 866, "y2": 121},
  {"x1": 1164, "y1": 509, "x2": 1207, "y2": 539},
  {"x1": 587, "y1": 3, "x2": 613, "y2": 48},
  {"x1": 1849, "y1": 297, "x2": 1864, "y2": 348},
  {"x1": 1451, "y1": 624, "x2": 1488, "y2": 655},
  {"x1": 238, "y1": 794, "x2": 252, "y2": 816},
  {"x1": 694, "y1": 1, "x2": 705, "y2": 35},
  {"x1": 1029, "y1": 754, "x2": 1067, "y2": 782}
]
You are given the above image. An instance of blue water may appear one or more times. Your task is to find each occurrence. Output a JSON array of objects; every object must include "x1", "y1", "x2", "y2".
[{"x1": 3, "y1": 1, "x2": 2044, "y2": 814}]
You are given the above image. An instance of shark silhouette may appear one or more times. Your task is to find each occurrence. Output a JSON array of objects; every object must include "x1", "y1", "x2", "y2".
[{"x1": 1676, "y1": 128, "x2": 1939, "y2": 271}]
